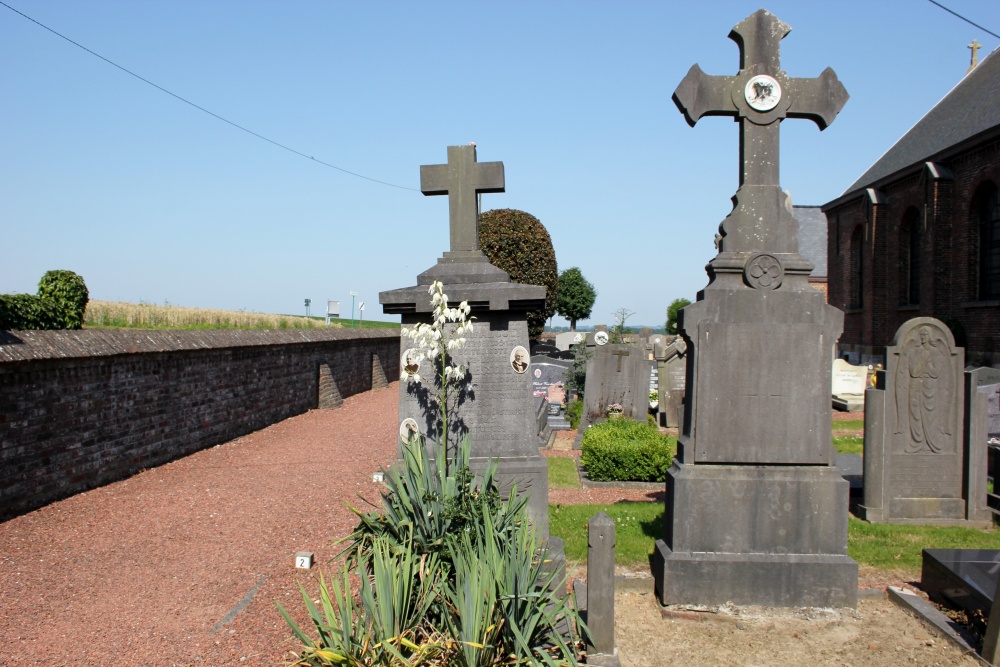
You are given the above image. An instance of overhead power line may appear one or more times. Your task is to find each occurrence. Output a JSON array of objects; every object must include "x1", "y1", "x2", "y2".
[
  {"x1": 927, "y1": 0, "x2": 1000, "y2": 41},
  {"x1": 0, "y1": 1, "x2": 418, "y2": 192}
]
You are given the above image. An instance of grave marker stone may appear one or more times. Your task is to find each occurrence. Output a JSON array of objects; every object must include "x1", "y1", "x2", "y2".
[
  {"x1": 555, "y1": 331, "x2": 586, "y2": 351},
  {"x1": 656, "y1": 338, "x2": 687, "y2": 429},
  {"x1": 529, "y1": 355, "x2": 572, "y2": 399},
  {"x1": 380, "y1": 144, "x2": 555, "y2": 539},
  {"x1": 653, "y1": 10, "x2": 857, "y2": 609},
  {"x1": 582, "y1": 343, "x2": 651, "y2": 423},
  {"x1": 861, "y1": 317, "x2": 988, "y2": 524},
  {"x1": 832, "y1": 358, "x2": 867, "y2": 411}
]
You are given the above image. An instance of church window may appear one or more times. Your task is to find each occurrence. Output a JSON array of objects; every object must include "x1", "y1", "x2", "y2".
[
  {"x1": 849, "y1": 226, "x2": 863, "y2": 309},
  {"x1": 900, "y1": 208, "x2": 920, "y2": 305},
  {"x1": 976, "y1": 182, "x2": 1000, "y2": 300}
]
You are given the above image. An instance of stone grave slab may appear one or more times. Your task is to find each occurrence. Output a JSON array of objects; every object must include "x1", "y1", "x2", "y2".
[
  {"x1": 835, "y1": 453, "x2": 863, "y2": 495},
  {"x1": 832, "y1": 358, "x2": 867, "y2": 411},
  {"x1": 554, "y1": 331, "x2": 586, "y2": 351},
  {"x1": 655, "y1": 338, "x2": 686, "y2": 429},
  {"x1": 861, "y1": 317, "x2": 987, "y2": 525},
  {"x1": 922, "y1": 548, "x2": 1000, "y2": 618},
  {"x1": 530, "y1": 355, "x2": 571, "y2": 404},
  {"x1": 582, "y1": 343, "x2": 651, "y2": 423}
]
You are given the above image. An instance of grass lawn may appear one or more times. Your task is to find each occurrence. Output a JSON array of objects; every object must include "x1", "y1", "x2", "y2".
[
  {"x1": 833, "y1": 435, "x2": 864, "y2": 455},
  {"x1": 547, "y1": 457, "x2": 581, "y2": 489},
  {"x1": 550, "y1": 502, "x2": 1000, "y2": 573},
  {"x1": 833, "y1": 419, "x2": 864, "y2": 432}
]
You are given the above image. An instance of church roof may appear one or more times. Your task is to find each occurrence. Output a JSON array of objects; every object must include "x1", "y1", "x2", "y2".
[
  {"x1": 793, "y1": 206, "x2": 827, "y2": 278},
  {"x1": 839, "y1": 46, "x2": 1000, "y2": 198}
]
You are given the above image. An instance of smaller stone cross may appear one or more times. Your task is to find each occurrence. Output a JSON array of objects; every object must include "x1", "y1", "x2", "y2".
[
  {"x1": 420, "y1": 145, "x2": 504, "y2": 255},
  {"x1": 969, "y1": 39, "x2": 983, "y2": 73},
  {"x1": 611, "y1": 348, "x2": 630, "y2": 372}
]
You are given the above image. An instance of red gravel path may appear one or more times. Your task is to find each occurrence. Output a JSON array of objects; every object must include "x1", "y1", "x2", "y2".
[{"x1": 0, "y1": 384, "x2": 402, "y2": 666}]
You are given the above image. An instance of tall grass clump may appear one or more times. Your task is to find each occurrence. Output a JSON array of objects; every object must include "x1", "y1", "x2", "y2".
[{"x1": 580, "y1": 418, "x2": 675, "y2": 483}]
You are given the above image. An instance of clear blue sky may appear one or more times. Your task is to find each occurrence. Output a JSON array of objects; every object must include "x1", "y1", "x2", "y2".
[{"x1": 2, "y1": 1, "x2": 997, "y2": 328}]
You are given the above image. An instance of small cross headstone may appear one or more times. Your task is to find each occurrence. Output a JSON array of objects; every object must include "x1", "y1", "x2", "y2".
[{"x1": 611, "y1": 348, "x2": 629, "y2": 372}]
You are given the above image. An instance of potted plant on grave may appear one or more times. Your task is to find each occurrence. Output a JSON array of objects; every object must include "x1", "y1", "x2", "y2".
[{"x1": 606, "y1": 402, "x2": 624, "y2": 419}]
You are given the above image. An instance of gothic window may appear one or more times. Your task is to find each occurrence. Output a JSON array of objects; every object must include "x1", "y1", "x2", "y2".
[
  {"x1": 849, "y1": 225, "x2": 863, "y2": 309},
  {"x1": 900, "y1": 208, "x2": 920, "y2": 305},
  {"x1": 976, "y1": 182, "x2": 1000, "y2": 300}
]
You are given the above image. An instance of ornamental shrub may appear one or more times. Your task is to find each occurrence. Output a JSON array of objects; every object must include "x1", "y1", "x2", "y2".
[
  {"x1": 581, "y1": 418, "x2": 676, "y2": 483},
  {"x1": 478, "y1": 208, "x2": 558, "y2": 340},
  {"x1": 0, "y1": 270, "x2": 89, "y2": 330}
]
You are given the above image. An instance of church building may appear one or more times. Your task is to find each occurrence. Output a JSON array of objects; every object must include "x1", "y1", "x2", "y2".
[{"x1": 823, "y1": 45, "x2": 1000, "y2": 366}]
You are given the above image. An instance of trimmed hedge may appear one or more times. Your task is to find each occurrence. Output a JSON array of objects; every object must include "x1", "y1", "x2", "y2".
[
  {"x1": 580, "y1": 418, "x2": 676, "y2": 482},
  {"x1": 0, "y1": 270, "x2": 89, "y2": 330}
]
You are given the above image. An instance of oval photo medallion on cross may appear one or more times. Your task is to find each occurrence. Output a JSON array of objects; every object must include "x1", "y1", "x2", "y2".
[{"x1": 510, "y1": 346, "x2": 529, "y2": 373}]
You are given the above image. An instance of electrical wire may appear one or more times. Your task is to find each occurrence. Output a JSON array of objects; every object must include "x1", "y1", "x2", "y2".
[
  {"x1": 927, "y1": 0, "x2": 1000, "y2": 41},
  {"x1": 0, "y1": 1, "x2": 419, "y2": 192}
]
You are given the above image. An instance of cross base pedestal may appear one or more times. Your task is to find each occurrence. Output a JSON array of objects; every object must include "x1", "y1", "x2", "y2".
[
  {"x1": 417, "y1": 252, "x2": 510, "y2": 285},
  {"x1": 653, "y1": 461, "x2": 858, "y2": 608}
]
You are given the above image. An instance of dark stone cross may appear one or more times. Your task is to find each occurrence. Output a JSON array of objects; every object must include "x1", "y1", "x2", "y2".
[
  {"x1": 611, "y1": 348, "x2": 630, "y2": 372},
  {"x1": 420, "y1": 145, "x2": 504, "y2": 255},
  {"x1": 672, "y1": 9, "x2": 848, "y2": 259}
]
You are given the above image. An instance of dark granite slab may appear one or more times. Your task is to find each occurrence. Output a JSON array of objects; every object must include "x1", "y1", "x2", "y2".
[{"x1": 922, "y1": 548, "x2": 1000, "y2": 617}]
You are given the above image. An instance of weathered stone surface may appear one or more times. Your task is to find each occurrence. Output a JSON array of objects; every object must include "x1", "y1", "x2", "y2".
[
  {"x1": 658, "y1": 9, "x2": 856, "y2": 608},
  {"x1": 582, "y1": 344, "x2": 650, "y2": 423},
  {"x1": 586, "y1": 512, "x2": 616, "y2": 657},
  {"x1": 655, "y1": 338, "x2": 686, "y2": 429},
  {"x1": 860, "y1": 317, "x2": 984, "y2": 525}
]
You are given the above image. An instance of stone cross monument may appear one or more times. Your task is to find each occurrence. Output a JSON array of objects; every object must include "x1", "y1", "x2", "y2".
[
  {"x1": 652, "y1": 10, "x2": 858, "y2": 608},
  {"x1": 380, "y1": 145, "x2": 555, "y2": 541}
]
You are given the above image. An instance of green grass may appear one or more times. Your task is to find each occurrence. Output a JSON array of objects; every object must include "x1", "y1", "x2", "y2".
[
  {"x1": 547, "y1": 457, "x2": 581, "y2": 489},
  {"x1": 848, "y1": 517, "x2": 1000, "y2": 571},
  {"x1": 549, "y1": 502, "x2": 663, "y2": 564},
  {"x1": 550, "y1": 502, "x2": 1000, "y2": 573},
  {"x1": 833, "y1": 435, "x2": 864, "y2": 455},
  {"x1": 832, "y1": 419, "x2": 864, "y2": 432}
]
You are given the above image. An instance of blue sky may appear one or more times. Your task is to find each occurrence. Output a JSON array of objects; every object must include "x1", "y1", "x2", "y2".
[{"x1": 2, "y1": 0, "x2": 998, "y2": 328}]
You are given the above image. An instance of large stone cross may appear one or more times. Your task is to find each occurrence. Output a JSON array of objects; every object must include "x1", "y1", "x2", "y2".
[
  {"x1": 672, "y1": 10, "x2": 847, "y2": 259},
  {"x1": 420, "y1": 145, "x2": 504, "y2": 255}
]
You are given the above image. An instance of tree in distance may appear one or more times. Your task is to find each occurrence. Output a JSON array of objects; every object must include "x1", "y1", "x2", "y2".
[
  {"x1": 555, "y1": 267, "x2": 597, "y2": 331},
  {"x1": 665, "y1": 297, "x2": 692, "y2": 335},
  {"x1": 609, "y1": 307, "x2": 635, "y2": 344},
  {"x1": 479, "y1": 208, "x2": 558, "y2": 340}
]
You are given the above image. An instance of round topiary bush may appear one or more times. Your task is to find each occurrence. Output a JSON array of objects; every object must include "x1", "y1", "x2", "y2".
[
  {"x1": 580, "y1": 418, "x2": 676, "y2": 482},
  {"x1": 37, "y1": 270, "x2": 90, "y2": 329},
  {"x1": 478, "y1": 208, "x2": 558, "y2": 340}
]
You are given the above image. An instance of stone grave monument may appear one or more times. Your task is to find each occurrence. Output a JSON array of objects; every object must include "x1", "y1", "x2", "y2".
[
  {"x1": 555, "y1": 331, "x2": 587, "y2": 351},
  {"x1": 655, "y1": 337, "x2": 687, "y2": 429},
  {"x1": 861, "y1": 317, "x2": 989, "y2": 525},
  {"x1": 652, "y1": 9, "x2": 858, "y2": 608},
  {"x1": 582, "y1": 341, "x2": 651, "y2": 423},
  {"x1": 832, "y1": 358, "x2": 868, "y2": 411},
  {"x1": 379, "y1": 144, "x2": 554, "y2": 538}
]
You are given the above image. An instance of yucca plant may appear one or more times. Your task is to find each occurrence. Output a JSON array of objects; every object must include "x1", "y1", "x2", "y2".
[{"x1": 277, "y1": 534, "x2": 449, "y2": 666}]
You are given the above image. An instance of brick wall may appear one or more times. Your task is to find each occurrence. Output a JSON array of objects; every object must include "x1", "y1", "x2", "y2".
[
  {"x1": 0, "y1": 328, "x2": 400, "y2": 521},
  {"x1": 826, "y1": 138, "x2": 1000, "y2": 364}
]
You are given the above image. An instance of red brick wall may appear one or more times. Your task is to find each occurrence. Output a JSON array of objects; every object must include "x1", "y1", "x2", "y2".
[
  {"x1": 826, "y1": 137, "x2": 1000, "y2": 364},
  {"x1": 0, "y1": 329, "x2": 400, "y2": 520}
]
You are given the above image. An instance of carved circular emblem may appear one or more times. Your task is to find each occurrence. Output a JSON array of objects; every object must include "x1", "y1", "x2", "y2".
[
  {"x1": 594, "y1": 331, "x2": 609, "y2": 346},
  {"x1": 744, "y1": 75, "x2": 782, "y2": 112},
  {"x1": 745, "y1": 253, "x2": 783, "y2": 290},
  {"x1": 510, "y1": 346, "x2": 529, "y2": 373}
]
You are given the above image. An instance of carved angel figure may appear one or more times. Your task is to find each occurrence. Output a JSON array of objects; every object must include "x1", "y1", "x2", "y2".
[{"x1": 893, "y1": 325, "x2": 953, "y2": 453}]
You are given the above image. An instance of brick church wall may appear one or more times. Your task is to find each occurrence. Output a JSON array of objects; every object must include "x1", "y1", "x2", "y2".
[
  {"x1": 826, "y1": 138, "x2": 1000, "y2": 365},
  {"x1": 0, "y1": 328, "x2": 400, "y2": 521}
]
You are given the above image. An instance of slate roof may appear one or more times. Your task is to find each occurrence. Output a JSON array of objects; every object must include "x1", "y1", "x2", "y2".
[
  {"x1": 793, "y1": 206, "x2": 827, "y2": 278},
  {"x1": 841, "y1": 46, "x2": 1000, "y2": 197}
]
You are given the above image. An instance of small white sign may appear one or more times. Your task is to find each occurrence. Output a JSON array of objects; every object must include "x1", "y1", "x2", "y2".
[
  {"x1": 295, "y1": 551, "x2": 314, "y2": 570},
  {"x1": 372, "y1": 471, "x2": 384, "y2": 483}
]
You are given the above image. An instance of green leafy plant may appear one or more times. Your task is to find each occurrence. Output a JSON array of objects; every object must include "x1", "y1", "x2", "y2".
[
  {"x1": 479, "y1": 209, "x2": 558, "y2": 340},
  {"x1": 665, "y1": 298, "x2": 691, "y2": 335},
  {"x1": 0, "y1": 270, "x2": 89, "y2": 331},
  {"x1": 580, "y1": 419, "x2": 675, "y2": 482},
  {"x1": 566, "y1": 399, "x2": 584, "y2": 430},
  {"x1": 555, "y1": 268, "x2": 596, "y2": 331}
]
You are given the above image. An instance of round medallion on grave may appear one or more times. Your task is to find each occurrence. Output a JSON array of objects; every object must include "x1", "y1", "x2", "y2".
[
  {"x1": 744, "y1": 75, "x2": 782, "y2": 112},
  {"x1": 510, "y1": 346, "x2": 529, "y2": 374},
  {"x1": 594, "y1": 331, "x2": 609, "y2": 346},
  {"x1": 745, "y1": 253, "x2": 783, "y2": 290},
  {"x1": 399, "y1": 418, "x2": 420, "y2": 444},
  {"x1": 401, "y1": 348, "x2": 421, "y2": 378}
]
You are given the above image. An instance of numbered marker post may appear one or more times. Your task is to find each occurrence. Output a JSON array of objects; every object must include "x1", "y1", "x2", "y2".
[{"x1": 295, "y1": 551, "x2": 314, "y2": 570}]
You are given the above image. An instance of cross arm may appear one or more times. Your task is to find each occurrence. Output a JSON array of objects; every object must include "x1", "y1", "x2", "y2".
[
  {"x1": 474, "y1": 161, "x2": 505, "y2": 193},
  {"x1": 785, "y1": 68, "x2": 849, "y2": 130},
  {"x1": 420, "y1": 164, "x2": 450, "y2": 196},
  {"x1": 672, "y1": 64, "x2": 738, "y2": 127}
]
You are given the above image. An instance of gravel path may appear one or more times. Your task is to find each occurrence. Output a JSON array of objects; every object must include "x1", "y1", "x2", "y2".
[{"x1": 0, "y1": 384, "x2": 402, "y2": 667}]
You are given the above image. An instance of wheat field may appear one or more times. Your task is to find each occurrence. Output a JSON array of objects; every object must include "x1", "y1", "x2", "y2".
[{"x1": 84, "y1": 300, "x2": 340, "y2": 330}]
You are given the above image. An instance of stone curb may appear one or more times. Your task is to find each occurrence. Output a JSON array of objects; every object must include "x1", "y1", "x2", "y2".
[
  {"x1": 575, "y1": 458, "x2": 664, "y2": 491},
  {"x1": 886, "y1": 586, "x2": 986, "y2": 663}
]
